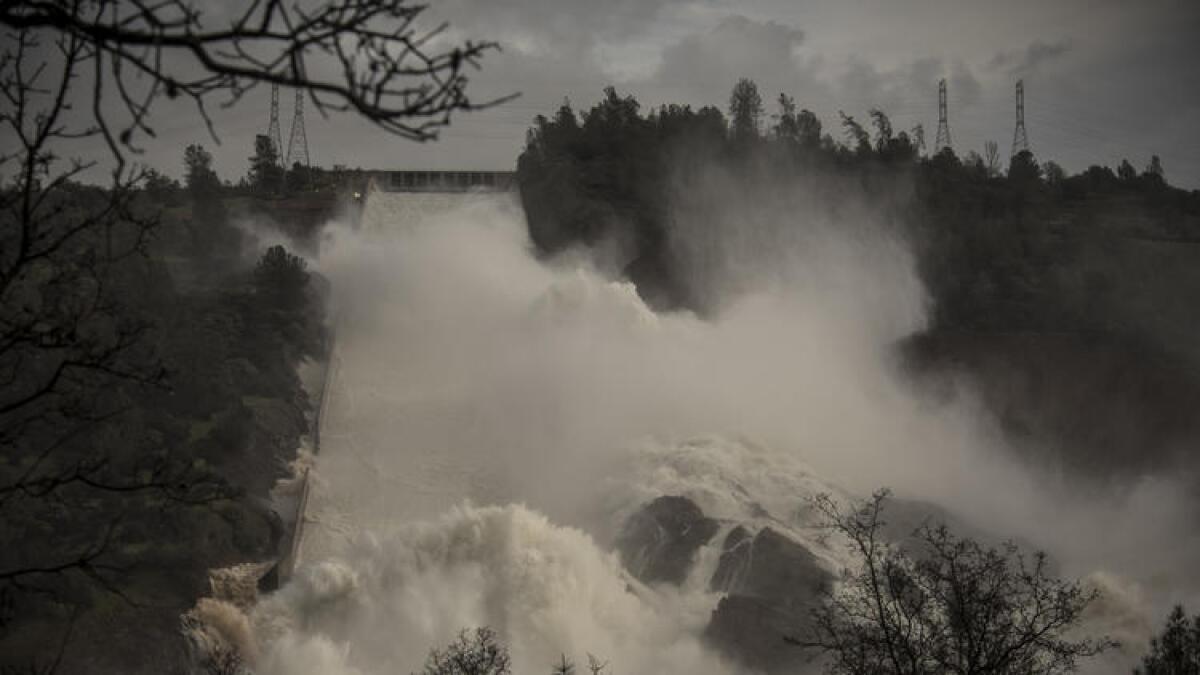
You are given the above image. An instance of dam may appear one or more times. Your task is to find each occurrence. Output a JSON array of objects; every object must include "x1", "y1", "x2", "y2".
[
  {"x1": 244, "y1": 179, "x2": 857, "y2": 675},
  {"x1": 292, "y1": 177, "x2": 523, "y2": 568},
  {"x1": 229, "y1": 171, "x2": 1153, "y2": 675},
  {"x1": 369, "y1": 170, "x2": 516, "y2": 192}
]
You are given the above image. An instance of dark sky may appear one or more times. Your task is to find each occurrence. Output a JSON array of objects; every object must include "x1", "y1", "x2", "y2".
[{"x1": 31, "y1": 0, "x2": 1200, "y2": 188}]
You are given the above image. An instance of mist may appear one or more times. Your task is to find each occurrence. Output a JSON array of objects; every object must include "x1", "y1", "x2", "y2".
[{"x1": 235, "y1": 180, "x2": 1197, "y2": 674}]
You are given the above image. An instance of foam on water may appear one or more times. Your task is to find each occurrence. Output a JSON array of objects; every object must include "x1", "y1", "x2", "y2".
[
  {"x1": 249, "y1": 503, "x2": 732, "y2": 675},
  {"x1": 181, "y1": 187, "x2": 1179, "y2": 674}
]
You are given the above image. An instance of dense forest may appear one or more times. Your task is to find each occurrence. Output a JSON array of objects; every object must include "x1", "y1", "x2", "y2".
[
  {"x1": 0, "y1": 142, "x2": 327, "y2": 671},
  {"x1": 519, "y1": 81, "x2": 1199, "y2": 324}
]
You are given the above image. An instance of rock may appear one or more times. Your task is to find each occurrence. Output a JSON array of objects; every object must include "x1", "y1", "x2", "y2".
[
  {"x1": 709, "y1": 526, "x2": 752, "y2": 592},
  {"x1": 705, "y1": 527, "x2": 832, "y2": 673},
  {"x1": 615, "y1": 496, "x2": 720, "y2": 585}
]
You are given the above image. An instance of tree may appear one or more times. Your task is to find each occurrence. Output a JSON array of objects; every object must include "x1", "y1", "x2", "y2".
[
  {"x1": 793, "y1": 490, "x2": 1114, "y2": 675},
  {"x1": 1144, "y1": 155, "x2": 1166, "y2": 187},
  {"x1": 1009, "y1": 149, "x2": 1043, "y2": 186},
  {"x1": 839, "y1": 112, "x2": 871, "y2": 156},
  {"x1": 773, "y1": 93, "x2": 800, "y2": 142},
  {"x1": 729, "y1": 78, "x2": 764, "y2": 142},
  {"x1": 1, "y1": 0, "x2": 506, "y2": 667},
  {"x1": 254, "y1": 245, "x2": 310, "y2": 311},
  {"x1": 249, "y1": 134, "x2": 282, "y2": 194},
  {"x1": 141, "y1": 168, "x2": 181, "y2": 204},
  {"x1": 870, "y1": 110, "x2": 916, "y2": 163},
  {"x1": 285, "y1": 161, "x2": 310, "y2": 193},
  {"x1": 420, "y1": 627, "x2": 512, "y2": 675},
  {"x1": 797, "y1": 109, "x2": 823, "y2": 149},
  {"x1": 182, "y1": 143, "x2": 235, "y2": 260},
  {"x1": 984, "y1": 141, "x2": 1002, "y2": 178},
  {"x1": 964, "y1": 151, "x2": 987, "y2": 177},
  {"x1": 585, "y1": 654, "x2": 609, "y2": 675},
  {"x1": 1118, "y1": 159, "x2": 1138, "y2": 182},
  {"x1": 870, "y1": 109, "x2": 894, "y2": 152},
  {"x1": 910, "y1": 124, "x2": 926, "y2": 155},
  {"x1": 1135, "y1": 606, "x2": 1200, "y2": 675},
  {"x1": 1043, "y1": 161, "x2": 1067, "y2": 186},
  {"x1": 552, "y1": 654, "x2": 576, "y2": 675},
  {"x1": 184, "y1": 144, "x2": 220, "y2": 197}
]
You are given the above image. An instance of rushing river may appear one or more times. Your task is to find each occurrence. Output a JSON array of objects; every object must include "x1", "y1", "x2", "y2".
[{"x1": 185, "y1": 188, "x2": 1181, "y2": 675}]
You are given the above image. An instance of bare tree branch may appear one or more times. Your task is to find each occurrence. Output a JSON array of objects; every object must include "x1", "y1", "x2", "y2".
[
  {"x1": 790, "y1": 490, "x2": 1115, "y2": 675},
  {"x1": 1, "y1": 2, "x2": 509, "y2": 669}
]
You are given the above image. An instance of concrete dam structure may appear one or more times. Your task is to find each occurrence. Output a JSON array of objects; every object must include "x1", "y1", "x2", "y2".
[
  {"x1": 369, "y1": 170, "x2": 516, "y2": 193},
  {"x1": 289, "y1": 177, "x2": 522, "y2": 571},
  {"x1": 230, "y1": 166, "x2": 1153, "y2": 675}
]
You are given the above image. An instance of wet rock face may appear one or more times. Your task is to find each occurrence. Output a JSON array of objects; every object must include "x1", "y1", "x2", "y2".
[
  {"x1": 709, "y1": 526, "x2": 752, "y2": 593},
  {"x1": 615, "y1": 496, "x2": 720, "y2": 585},
  {"x1": 705, "y1": 527, "x2": 833, "y2": 673}
]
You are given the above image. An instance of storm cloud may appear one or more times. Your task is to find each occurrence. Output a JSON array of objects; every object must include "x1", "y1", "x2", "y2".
[
  {"x1": 26, "y1": 0, "x2": 1199, "y2": 188},
  {"x1": 989, "y1": 39, "x2": 1073, "y2": 77}
]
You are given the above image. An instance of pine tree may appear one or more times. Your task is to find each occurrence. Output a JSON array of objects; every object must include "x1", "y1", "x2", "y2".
[
  {"x1": 729, "y1": 78, "x2": 763, "y2": 142},
  {"x1": 1136, "y1": 606, "x2": 1200, "y2": 675}
]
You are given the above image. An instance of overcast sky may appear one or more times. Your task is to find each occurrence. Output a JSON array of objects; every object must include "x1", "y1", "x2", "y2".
[{"x1": 53, "y1": 0, "x2": 1200, "y2": 188}]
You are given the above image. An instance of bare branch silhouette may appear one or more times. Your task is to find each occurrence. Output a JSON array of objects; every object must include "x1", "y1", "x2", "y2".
[{"x1": 1, "y1": 2, "x2": 508, "y2": 669}]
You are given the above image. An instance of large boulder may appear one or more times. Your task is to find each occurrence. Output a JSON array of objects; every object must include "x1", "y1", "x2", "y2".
[
  {"x1": 705, "y1": 527, "x2": 832, "y2": 673},
  {"x1": 615, "y1": 496, "x2": 720, "y2": 585}
]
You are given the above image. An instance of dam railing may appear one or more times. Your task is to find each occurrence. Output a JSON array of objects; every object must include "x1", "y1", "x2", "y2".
[
  {"x1": 259, "y1": 323, "x2": 339, "y2": 591},
  {"x1": 371, "y1": 170, "x2": 516, "y2": 192}
]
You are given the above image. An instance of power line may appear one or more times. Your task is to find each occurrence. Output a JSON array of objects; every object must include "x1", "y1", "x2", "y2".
[
  {"x1": 935, "y1": 79, "x2": 952, "y2": 153},
  {"x1": 1011, "y1": 79, "x2": 1029, "y2": 157},
  {"x1": 267, "y1": 84, "x2": 283, "y2": 165},
  {"x1": 286, "y1": 89, "x2": 310, "y2": 169}
]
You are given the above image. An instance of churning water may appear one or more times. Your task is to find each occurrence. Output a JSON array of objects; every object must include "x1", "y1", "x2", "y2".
[{"x1": 184, "y1": 188, "x2": 1183, "y2": 674}]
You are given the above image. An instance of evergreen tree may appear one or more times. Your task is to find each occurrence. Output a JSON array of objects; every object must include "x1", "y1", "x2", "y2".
[
  {"x1": 1144, "y1": 155, "x2": 1166, "y2": 187},
  {"x1": 249, "y1": 134, "x2": 282, "y2": 194},
  {"x1": 182, "y1": 143, "x2": 234, "y2": 259},
  {"x1": 773, "y1": 93, "x2": 799, "y2": 142},
  {"x1": 1136, "y1": 605, "x2": 1200, "y2": 675},
  {"x1": 796, "y1": 109, "x2": 822, "y2": 149},
  {"x1": 1118, "y1": 158, "x2": 1138, "y2": 181},
  {"x1": 839, "y1": 111, "x2": 871, "y2": 155},
  {"x1": 184, "y1": 144, "x2": 220, "y2": 196},
  {"x1": 254, "y1": 245, "x2": 310, "y2": 310},
  {"x1": 1009, "y1": 149, "x2": 1043, "y2": 185},
  {"x1": 729, "y1": 78, "x2": 763, "y2": 142}
]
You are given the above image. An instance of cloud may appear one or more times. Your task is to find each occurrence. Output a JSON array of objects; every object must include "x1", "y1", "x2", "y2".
[
  {"x1": 432, "y1": 0, "x2": 686, "y2": 54},
  {"x1": 989, "y1": 39, "x2": 1072, "y2": 77},
  {"x1": 652, "y1": 14, "x2": 810, "y2": 102},
  {"x1": 630, "y1": 13, "x2": 988, "y2": 137},
  {"x1": 826, "y1": 55, "x2": 982, "y2": 118},
  {"x1": 951, "y1": 60, "x2": 983, "y2": 108}
]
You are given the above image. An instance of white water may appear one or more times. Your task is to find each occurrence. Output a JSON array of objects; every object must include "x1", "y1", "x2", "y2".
[{"x1": 187, "y1": 188, "x2": 1191, "y2": 674}]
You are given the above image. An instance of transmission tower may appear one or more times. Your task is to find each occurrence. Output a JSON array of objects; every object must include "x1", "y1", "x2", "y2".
[
  {"x1": 934, "y1": 79, "x2": 952, "y2": 153},
  {"x1": 267, "y1": 84, "x2": 283, "y2": 165},
  {"x1": 285, "y1": 89, "x2": 310, "y2": 169},
  {"x1": 1011, "y1": 79, "x2": 1030, "y2": 157}
]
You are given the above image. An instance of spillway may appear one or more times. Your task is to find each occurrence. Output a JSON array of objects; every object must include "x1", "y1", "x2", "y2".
[
  {"x1": 298, "y1": 189, "x2": 524, "y2": 563},
  {"x1": 217, "y1": 183, "x2": 1156, "y2": 675}
]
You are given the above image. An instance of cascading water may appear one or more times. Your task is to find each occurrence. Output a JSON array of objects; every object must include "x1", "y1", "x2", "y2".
[{"x1": 184, "y1": 186, "x2": 1176, "y2": 674}]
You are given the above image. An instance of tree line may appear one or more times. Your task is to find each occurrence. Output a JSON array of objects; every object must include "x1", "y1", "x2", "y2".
[{"x1": 518, "y1": 79, "x2": 1199, "y2": 334}]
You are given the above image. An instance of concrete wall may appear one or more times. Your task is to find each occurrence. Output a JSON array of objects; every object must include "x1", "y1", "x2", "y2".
[
  {"x1": 372, "y1": 170, "x2": 516, "y2": 192},
  {"x1": 259, "y1": 326, "x2": 339, "y2": 592}
]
